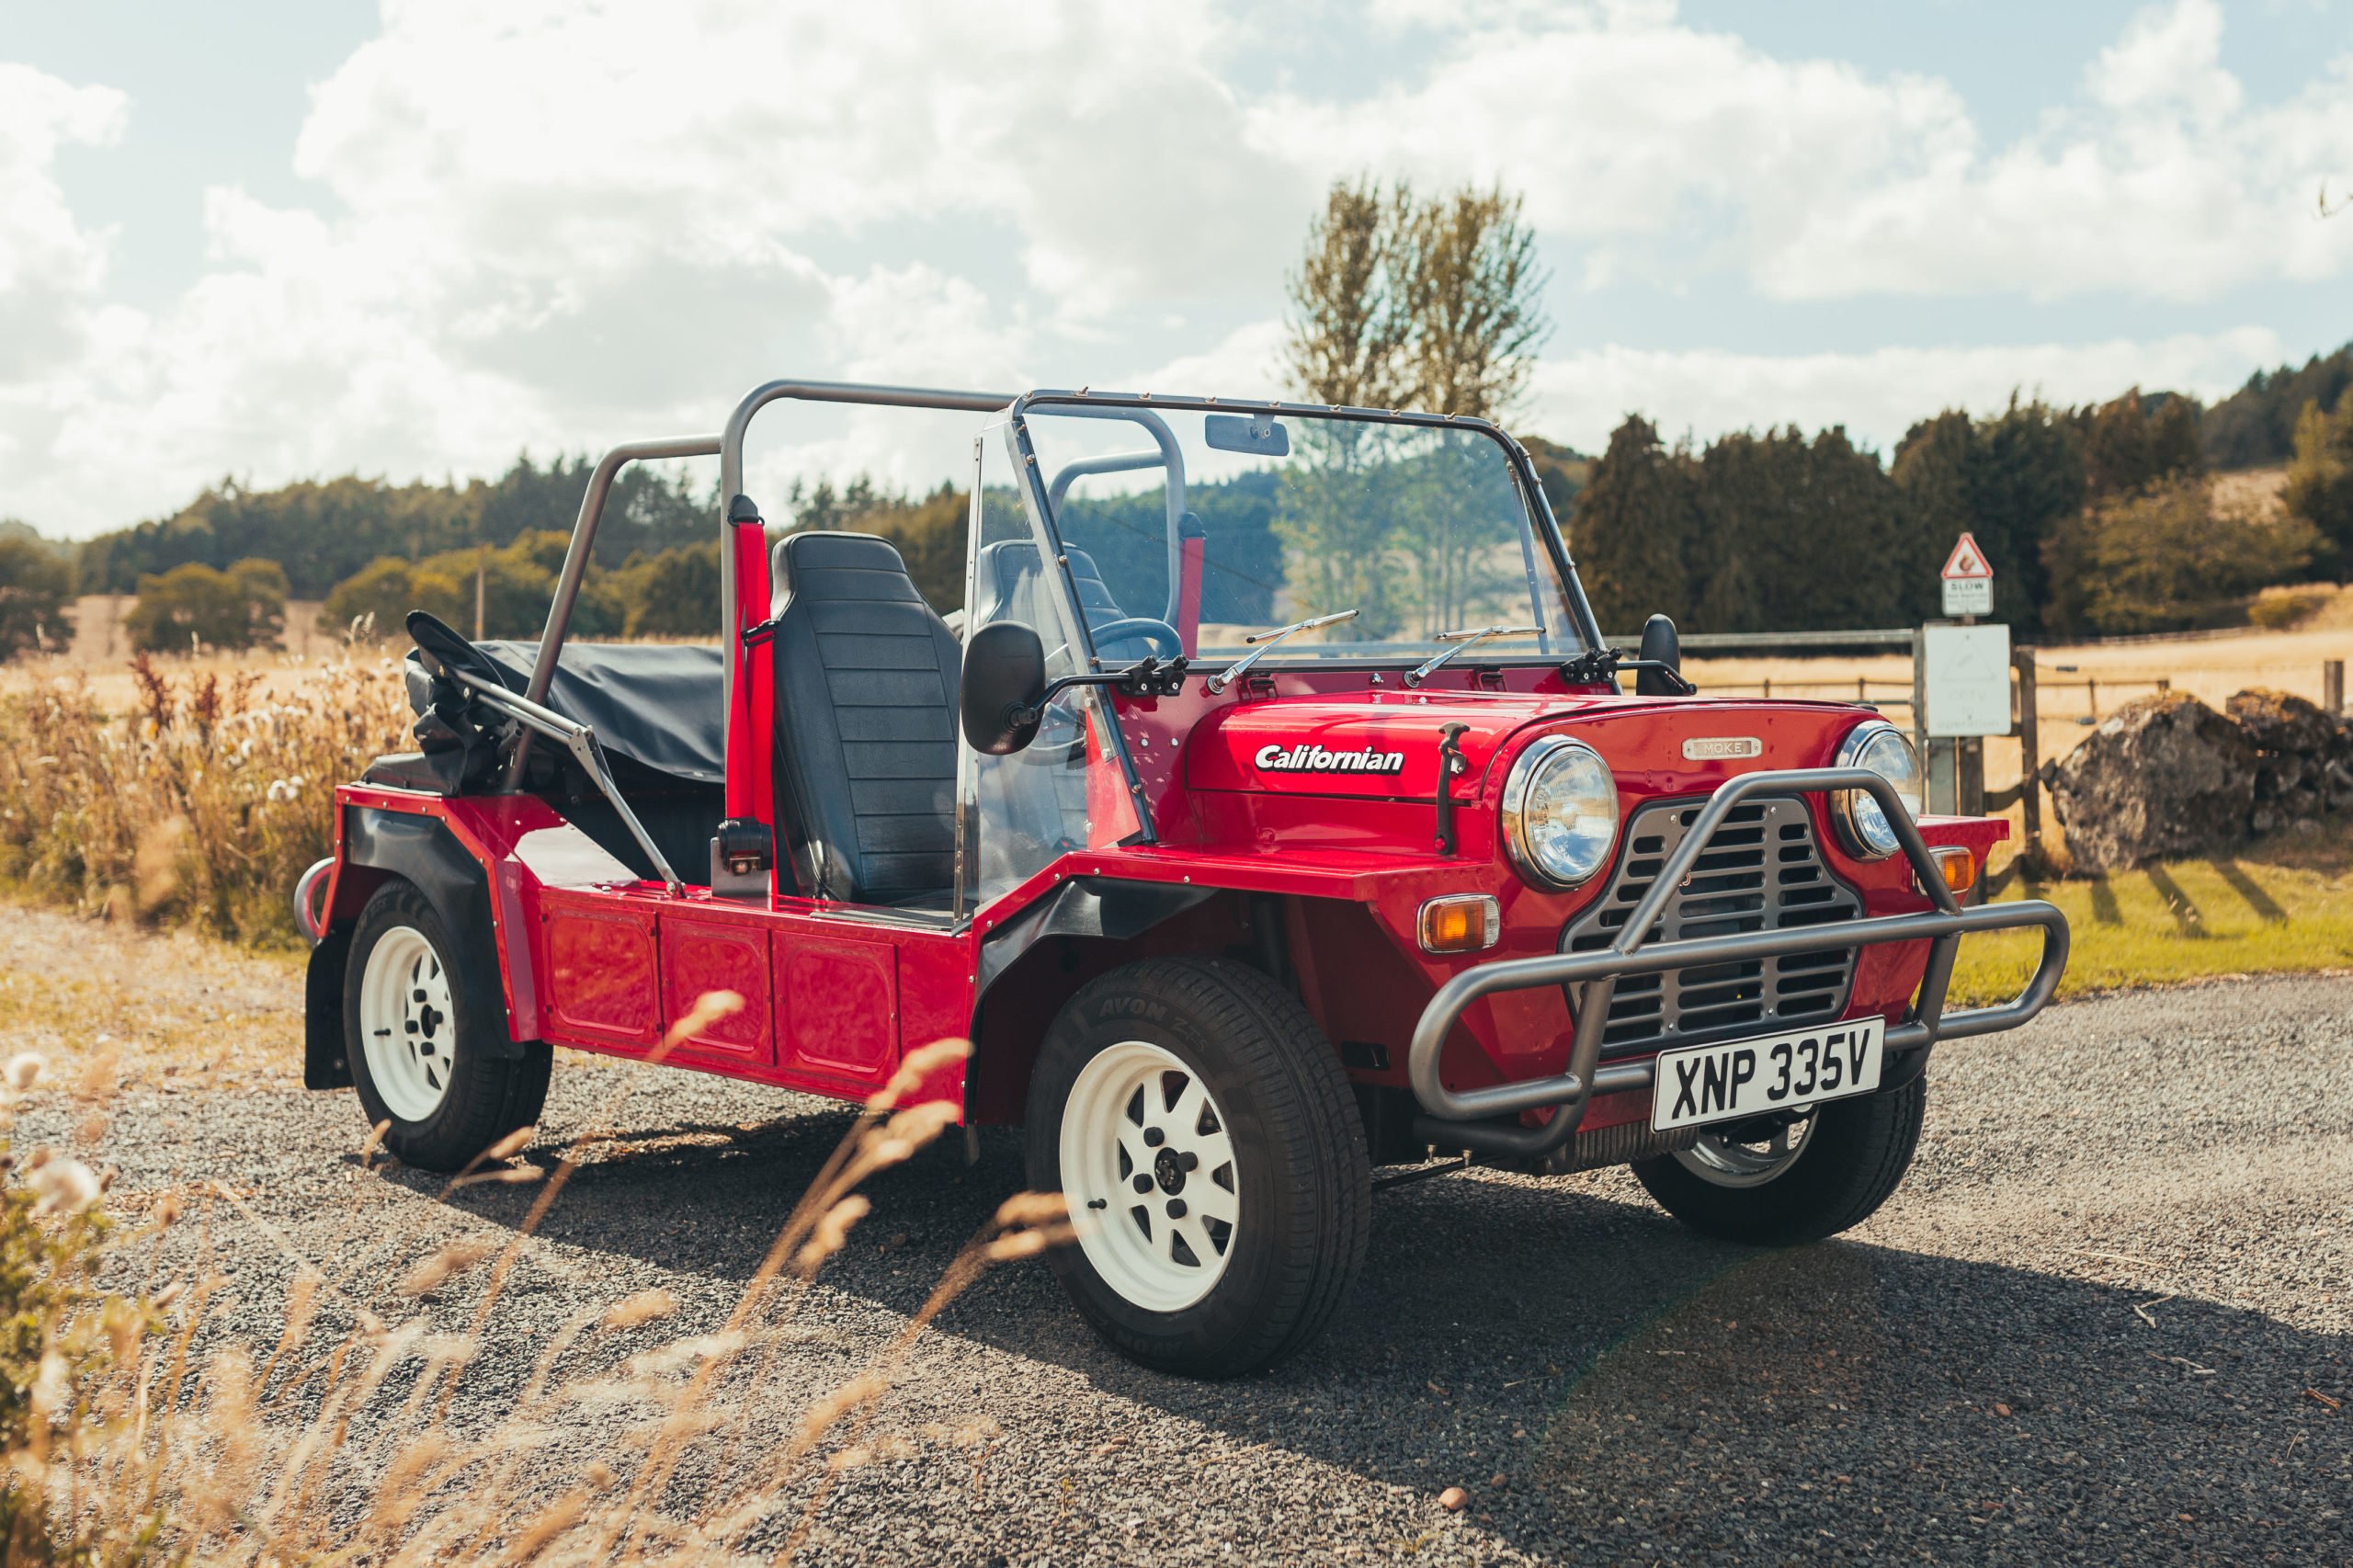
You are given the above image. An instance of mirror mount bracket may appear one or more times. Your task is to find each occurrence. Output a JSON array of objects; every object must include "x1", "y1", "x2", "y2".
[
  {"x1": 1557, "y1": 646, "x2": 1698, "y2": 696},
  {"x1": 1006, "y1": 656, "x2": 1188, "y2": 728}
]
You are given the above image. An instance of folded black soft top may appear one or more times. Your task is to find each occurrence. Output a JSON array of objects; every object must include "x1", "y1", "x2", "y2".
[{"x1": 405, "y1": 640, "x2": 727, "y2": 786}]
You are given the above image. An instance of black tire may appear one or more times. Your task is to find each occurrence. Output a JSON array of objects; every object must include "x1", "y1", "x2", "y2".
[
  {"x1": 1025, "y1": 956, "x2": 1370, "y2": 1378},
  {"x1": 345, "y1": 880, "x2": 551, "y2": 1173},
  {"x1": 1631, "y1": 1074, "x2": 1927, "y2": 1245}
]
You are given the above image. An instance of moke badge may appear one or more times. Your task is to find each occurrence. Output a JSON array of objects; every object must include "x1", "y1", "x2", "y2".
[{"x1": 1681, "y1": 736, "x2": 1763, "y2": 762}]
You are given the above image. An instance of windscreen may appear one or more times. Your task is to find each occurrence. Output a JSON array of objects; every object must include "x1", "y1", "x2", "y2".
[{"x1": 1013, "y1": 403, "x2": 1586, "y2": 668}]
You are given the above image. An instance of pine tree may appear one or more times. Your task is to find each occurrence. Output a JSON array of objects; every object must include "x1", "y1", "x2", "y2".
[
  {"x1": 1571, "y1": 415, "x2": 1699, "y2": 633},
  {"x1": 2283, "y1": 386, "x2": 2353, "y2": 577},
  {"x1": 1893, "y1": 397, "x2": 2082, "y2": 635},
  {"x1": 1800, "y1": 426, "x2": 1909, "y2": 630},
  {"x1": 1967, "y1": 396, "x2": 2084, "y2": 635},
  {"x1": 1890, "y1": 411, "x2": 1975, "y2": 623}
]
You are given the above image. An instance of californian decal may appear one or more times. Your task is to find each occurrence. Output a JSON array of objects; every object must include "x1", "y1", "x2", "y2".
[{"x1": 1253, "y1": 742, "x2": 1406, "y2": 776}]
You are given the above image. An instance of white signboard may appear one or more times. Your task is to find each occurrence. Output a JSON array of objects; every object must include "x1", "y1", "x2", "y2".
[
  {"x1": 1922, "y1": 622, "x2": 2012, "y2": 738},
  {"x1": 1939, "y1": 532, "x2": 1993, "y2": 617}
]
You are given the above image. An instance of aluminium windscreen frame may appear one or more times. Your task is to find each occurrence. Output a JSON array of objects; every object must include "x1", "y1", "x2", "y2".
[{"x1": 1003, "y1": 388, "x2": 1611, "y2": 670}]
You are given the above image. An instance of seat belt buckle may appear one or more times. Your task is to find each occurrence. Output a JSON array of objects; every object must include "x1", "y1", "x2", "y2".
[{"x1": 710, "y1": 818, "x2": 774, "y2": 898}]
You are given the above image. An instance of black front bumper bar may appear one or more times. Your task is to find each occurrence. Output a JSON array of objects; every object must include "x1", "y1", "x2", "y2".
[{"x1": 1406, "y1": 767, "x2": 2071, "y2": 1159}]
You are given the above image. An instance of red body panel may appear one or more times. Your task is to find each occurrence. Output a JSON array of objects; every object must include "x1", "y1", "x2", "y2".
[{"x1": 327, "y1": 647, "x2": 2005, "y2": 1131}]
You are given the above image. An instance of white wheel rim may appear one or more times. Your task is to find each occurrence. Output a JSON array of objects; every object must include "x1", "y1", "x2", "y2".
[
  {"x1": 1673, "y1": 1112, "x2": 1816, "y2": 1189},
  {"x1": 1060, "y1": 1040, "x2": 1240, "y2": 1312},
  {"x1": 359, "y1": 926, "x2": 457, "y2": 1122}
]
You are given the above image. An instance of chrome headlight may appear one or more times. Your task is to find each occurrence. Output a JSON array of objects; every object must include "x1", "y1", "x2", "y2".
[
  {"x1": 1833, "y1": 721, "x2": 1922, "y2": 858},
  {"x1": 1502, "y1": 737, "x2": 1619, "y2": 888}
]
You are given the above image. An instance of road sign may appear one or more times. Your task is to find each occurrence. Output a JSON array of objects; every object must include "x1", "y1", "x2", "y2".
[
  {"x1": 1922, "y1": 622, "x2": 2012, "y2": 737},
  {"x1": 1940, "y1": 532, "x2": 1993, "y2": 617}
]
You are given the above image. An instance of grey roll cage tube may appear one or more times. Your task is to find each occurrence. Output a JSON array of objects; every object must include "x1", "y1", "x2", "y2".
[
  {"x1": 1406, "y1": 766, "x2": 2072, "y2": 1161},
  {"x1": 495, "y1": 383, "x2": 1014, "y2": 896},
  {"x1": 496, "y1": 381, "x2": 1612, "y2": 897}
]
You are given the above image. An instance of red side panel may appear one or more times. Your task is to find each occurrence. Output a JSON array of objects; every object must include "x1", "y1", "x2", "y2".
[
  {"x1": 1086, "y1": 710, "x2": 1142, "y2": 848},
  {"x1": 659, "y1": 914, "x2": 774, "y2": 1067},
  {"x1": 776, "y1": 933, "x2": 898, "y2": 1089},
  {"x1": 541, "y1": 898, "x2": 660, "y2": 1046}
]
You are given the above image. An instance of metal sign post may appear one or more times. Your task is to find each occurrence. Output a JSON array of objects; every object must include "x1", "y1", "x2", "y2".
[{"x1": 1921, "y1": 537, "x2": 2000, "y2": 823}]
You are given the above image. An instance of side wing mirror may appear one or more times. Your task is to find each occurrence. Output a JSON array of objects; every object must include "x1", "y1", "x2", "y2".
[
  {"x1": 961, "y1": 620, "x2": 1048, "y2": 755},
  {"x1": 1635, "y1": 613, "x2": 1684, "y2": 697}
]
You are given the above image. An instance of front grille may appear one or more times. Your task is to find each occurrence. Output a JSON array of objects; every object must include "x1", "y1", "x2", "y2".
[{"x1": 1561, "y1": 798, "x2": 1861, "y2": 1058}]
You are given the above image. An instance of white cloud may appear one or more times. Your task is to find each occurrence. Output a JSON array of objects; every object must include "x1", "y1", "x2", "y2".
[
  {"x1": 1252, "y1": 0, "x2": 2353, "y2": 303},
  {"x1": 4, "y1": 1, "x2": 2352, "y2": 536},
  {"x1": 2, "y1": 2, "x2": 1299, "y2": 532},
  {"x1": 1525, "y1": 327, "x2": 2285, "y2": 455},
  {"x1": 1126, "y1": 319, "x2": 1289, "y2": 403},
  {"x1": 0, "y1": 64, "x2": 123, "y2": 390}
]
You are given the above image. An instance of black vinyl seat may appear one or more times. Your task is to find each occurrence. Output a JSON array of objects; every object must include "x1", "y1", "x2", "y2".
[
  {"x1": 767, "y1": 531, "x2": 961, "y2": 908},
  {"x1": 972, "y1": 541, "x2": 1159, "y2": 662}
]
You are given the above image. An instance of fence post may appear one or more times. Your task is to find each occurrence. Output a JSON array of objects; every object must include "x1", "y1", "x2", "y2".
[
  {"x1": 1910, "y1": 626, "x2": 1933, "y2": 813},
  {"x1": 2328, "y1": 659, "x2": 2346, "y2": 715},
  {"x1": 2014, "y1": 646, "x2": 2040, "y2": 859}
]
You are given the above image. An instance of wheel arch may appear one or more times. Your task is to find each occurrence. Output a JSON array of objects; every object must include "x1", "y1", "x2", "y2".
[
  {"x1": 965, "y1": 878, "x2": 1236, "y2": 1125},
  {"x1": 306, "y1": 807, "x2": 523, "y2": 1091}
]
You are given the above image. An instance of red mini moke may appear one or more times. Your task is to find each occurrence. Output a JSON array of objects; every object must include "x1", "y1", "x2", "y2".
[{"x1": 298, "y1": 381, "x2": 2068, "y2": 1376}]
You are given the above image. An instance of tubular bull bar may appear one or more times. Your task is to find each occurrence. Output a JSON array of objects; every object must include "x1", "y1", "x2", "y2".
[{"x1": 1406, "y1": 767, "x2": 2071, "y2": 1160}]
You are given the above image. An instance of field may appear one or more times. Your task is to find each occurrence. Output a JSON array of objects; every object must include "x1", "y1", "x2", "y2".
[
  {"x1": 10, "y1": 598, "x2": 2353, "y2": 969},
  {"x1": 1950, "y1": 821, "x2": 2353, "y2": 1005}
]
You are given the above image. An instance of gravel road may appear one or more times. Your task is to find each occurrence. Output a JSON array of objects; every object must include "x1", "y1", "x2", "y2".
[{"x1": 11, "y1": 919, "x2": 2350, "y2": 1565}]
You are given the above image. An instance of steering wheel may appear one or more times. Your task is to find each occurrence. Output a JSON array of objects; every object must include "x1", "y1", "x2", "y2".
[{"x1": 1087, "y1": 617, "x2": 1184, "y2": 661}]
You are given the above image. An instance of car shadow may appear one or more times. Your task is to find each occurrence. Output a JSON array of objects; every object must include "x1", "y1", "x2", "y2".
[{"x1": 405, "y1": 1103, "x2": 2353, "y2": 1562}]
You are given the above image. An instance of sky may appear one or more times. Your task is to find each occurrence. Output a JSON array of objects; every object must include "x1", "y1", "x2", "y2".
[{"x1": 3, "y1": 0, "x2": 2351, "y2": 539}]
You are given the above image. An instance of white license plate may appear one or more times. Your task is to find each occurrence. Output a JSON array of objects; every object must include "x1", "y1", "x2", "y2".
[{"x1": 1651, "y1": 1017, "x2": 1885, "y2": 1131}]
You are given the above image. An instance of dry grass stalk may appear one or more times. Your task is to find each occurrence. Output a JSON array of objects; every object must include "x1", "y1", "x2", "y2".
[
  {"x1": 792, "y1": 1196, "x2": 871, "y2": 1275},
  {"x1": 401, "y1": 1238, "x2": 496, "y2": 1298},
  {"x1": 2, "y1": 1011, "x2": 1063, "y2": 1565},
  {"x1": 0, "y1": 651, "x2": 414, "y2": 943}
]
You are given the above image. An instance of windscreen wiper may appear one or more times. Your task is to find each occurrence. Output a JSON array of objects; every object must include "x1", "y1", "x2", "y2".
[
  {"x1": 1205, "y1": 608, "x2": 1359, "y2": 694},
  {"x1": 1404, "y1": 625, "x2": 1543, "y2": 687}
]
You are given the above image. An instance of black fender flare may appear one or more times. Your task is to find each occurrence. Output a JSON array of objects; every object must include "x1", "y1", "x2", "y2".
[
  {"x1": 305, "y1": 807, "x2": 523, "y2": 1091},
  {"x1": 962, "y1": 876, "x2": 1219, "y2": 1122}
]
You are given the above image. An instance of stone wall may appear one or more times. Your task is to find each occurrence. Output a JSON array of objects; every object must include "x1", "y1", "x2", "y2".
[{"x1": 2040, "y1": 688, "x2": 2350, "y2": 873}]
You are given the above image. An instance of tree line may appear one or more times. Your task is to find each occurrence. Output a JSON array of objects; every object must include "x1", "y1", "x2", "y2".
[
  {"x1": 1, "y1": 173, "x2": 2347, "y2": 657},
  {"x1": 1573, "y1": 379, "x2": 2343, "y2": 638},
  {"x1": 1279, "y1": 178, "x2": 2350, "y2": 640}
]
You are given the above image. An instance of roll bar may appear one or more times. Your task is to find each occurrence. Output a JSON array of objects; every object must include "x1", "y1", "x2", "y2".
[
  {"x1": 1021, "y1": 403, "x2": 1188, "y2": 627},
  {"x1": 716, "y1": 381, "x2": 1013, "y2": 731},
  {"x1": 505, "y1": 434, "x2": 721, "y2": 787},
  {"x1": 506, "y1": 382, "x2": 1013, "y2": 792}
]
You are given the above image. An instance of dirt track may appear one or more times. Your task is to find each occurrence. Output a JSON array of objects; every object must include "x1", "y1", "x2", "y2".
[{"x1": 6, "y1": 903, "x2": 2349, "y2": 1564}]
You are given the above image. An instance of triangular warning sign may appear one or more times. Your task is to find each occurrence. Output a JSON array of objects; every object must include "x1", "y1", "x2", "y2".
[{"x1": 1940, "y1": 532, "x2": 1992, "y2": 580}]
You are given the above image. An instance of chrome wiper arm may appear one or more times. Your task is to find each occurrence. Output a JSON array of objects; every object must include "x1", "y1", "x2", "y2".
[
  {"x1": 1205, "y1": 608, "x2": 1359, "y2": 694},
  {"x1": 1404, "y1": 625, "x2": 1542, "y2": 687}
]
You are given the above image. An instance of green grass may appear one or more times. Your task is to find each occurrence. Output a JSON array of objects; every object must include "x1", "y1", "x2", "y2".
[{"x1": 1950, "y1": 822, "x2": 2353, "y2": 1005}]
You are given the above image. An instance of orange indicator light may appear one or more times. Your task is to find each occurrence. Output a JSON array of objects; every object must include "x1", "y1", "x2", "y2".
[
  {"x1": 1416, "y1": 894, "x2": 1501, "y2": 954},
  {"x1": 1927, "y1": 846, "x2": 1978, "y2": 895}
]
